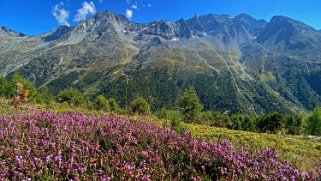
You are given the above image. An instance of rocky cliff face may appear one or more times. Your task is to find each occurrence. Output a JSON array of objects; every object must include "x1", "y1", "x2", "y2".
[{"x1": 1, "y1": 11, "x2": 321, "y2": 114}]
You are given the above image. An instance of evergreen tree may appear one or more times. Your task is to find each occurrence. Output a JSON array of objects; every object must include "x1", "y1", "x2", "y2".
[
  {"x1": 177, "y1": 87, "x2": 204, "y2": 122},
  {"x1": 23, "y1": 80, "x2": 37, "y2": 102},
  {"x1": 0, "y1": 77, "x2": 10, "y2": 97},
  {"x1": 9, "y1": 72, "x2": 38, "y2": 100},
  {"x1": 12, "y1": 72, "x2": 24, "y2": 84}
]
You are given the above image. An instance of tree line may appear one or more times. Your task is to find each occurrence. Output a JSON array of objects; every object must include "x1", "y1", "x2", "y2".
[
  {"x1": 1, "y1": 73, "x2": 321, "y2": 136},
  {"x1": 156, "y1": 87, "x2": 321, "y2": 136}
]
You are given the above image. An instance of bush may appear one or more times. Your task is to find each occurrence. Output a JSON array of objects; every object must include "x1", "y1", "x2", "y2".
[
  {"x1": 130, "y1": 96, "x2": 151, "y2": 115},
  {"x1": 200, "y1": 111, "x2": 215, "y2": 124},
  {"x1": 256, "y1": 113, "x2": 285, "y2": 134},
  {"x1": 241, "y1": 115, "x2": 256, "y2": 132},
  {"x1": 108, "y1": 98, "x2": 122, "y2": 113},
  {"x1": 23, "y1": 80, "x2": 38, "y2": 102},
  {"x1": 1, "y1": 74, "x2": 27, "y2": 98},
  {"x1": 177, "y1": 87, "x2": 203, "y2": 123},
  {"x1": 156, "y1": 108, "x2": 184, "y2": 133},
  {"x1": 1, "y1": 72, "x2": 39, "y2": 101},
  {"x1": 230, "y1": 114, "x2": 244, "y2": 130},
  {"x1": 12, "y1": 72, "x2": 24, "y2": 84},
  {"x1": 307, "y1": 107, "x2": 321, "y2": 136},
  {"x1": 34, "y1": 86, "x2": 54, "y2": 105},
  {"x1": 169, "y1": 111, "x2": 184, "y2": 133},
  {"x1": 208, "y1": 112, "x2": 231, "y2": 128},
  {"x1": 285, "y1": 115, "x2": 304, "y2": 135},
  {"x1": 94, "y1": 95, "x2": 110, "y2": 111},
  {"x1": 57, "y1": 88, "x2": 86, "y2": 106},
  {"x1": 0, "y1": 77, "x2": 11, "y2": 97}
]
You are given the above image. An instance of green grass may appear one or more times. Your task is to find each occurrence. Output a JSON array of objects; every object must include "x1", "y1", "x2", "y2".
[
  {"x1": 0, "y1": 97, "x2": 108, "y2": 116},
  {"x1": 0, "y1": 98, "x2": 30, "y2": 115},
  {"x1": 183, "y1": 123, "x2": 321, "y2": 171}
]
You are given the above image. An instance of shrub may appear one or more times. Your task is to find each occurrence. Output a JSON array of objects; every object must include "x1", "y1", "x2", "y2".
[
  {"x1": 34, "y1": 86, "x2": 54, "y2": 105},
  {"x1": 94, "y1": 95, "x2": 110, "y2": 111},
  {"x1": 200, "y1": 111, "x2": 213, "y2": 122},
  {"x1": 1, "y1": 73, "x2": 39, "y2": 101},
  {"x1": 156, "y1": 108, "x2": 184, "y2": 133},
  {"x1": 155, "y1": 108, "x2": 169, "y2": 119},
  {"x1": 256, "y1": 113, "x2": 285, "y2": 134},
  {"x1": 130, "y1": 96, "x2": 150, "y2": 115},
  {"x1": 108, "y1": 98, "x2": 121, "y2": 113},
  {"x1": 0, "y1": 77, "x2": 11, "y2": 97},
  {"x1": 208, "y1": 112, "x2": 231, "y2": 128},
  {"x1": 230, "y1": 114, "x2": 244, "y2": 130},
  {"x1": 12, "y1": 72, "x2": 24, "y2": 84},
  {"x1": 0, "y1": 75, "x2": 23, "y2": 98},
  {"x1": 23, "y1": 80, "x2": 38, "y2": 102},
  {"x1": 168, "y1": 111, "x2": 184, "y2": 133},
  {"x1": 241, "y1": 115, "x2": 256, "y2": 132},
  {"x1": 57, "y1": 87, "x2": 86, "y2": 106},
  {"x1": 307, "y1": 107, "x2": 321, "y2": 136},
  {"x1": 285, "y1": 115, "x2": 304, "y2": 135}
]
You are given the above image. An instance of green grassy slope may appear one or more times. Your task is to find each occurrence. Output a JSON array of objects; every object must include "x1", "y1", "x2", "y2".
[{"x1": 184, "y1": 123, "x2": 321, "y2": 171}]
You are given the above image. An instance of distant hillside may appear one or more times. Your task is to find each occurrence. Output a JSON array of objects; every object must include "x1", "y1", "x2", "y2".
[{"x1": 1, "y1": 11, "x2": 321, "y2": 114}]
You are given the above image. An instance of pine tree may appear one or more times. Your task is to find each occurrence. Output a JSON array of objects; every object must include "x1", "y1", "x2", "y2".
[{"x1": 177, "y1": 87, "x2": 203, "y2": 122}]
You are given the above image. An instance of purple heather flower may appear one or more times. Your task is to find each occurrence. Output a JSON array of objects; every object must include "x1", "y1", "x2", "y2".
[{"x1": 0, "y1": 110, "x2": 319, "y2": 180}]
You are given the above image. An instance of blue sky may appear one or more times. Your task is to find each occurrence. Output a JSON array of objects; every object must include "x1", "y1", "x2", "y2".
[{"x1": 0, "y1": 0, "x2": 320, "y2": 35}]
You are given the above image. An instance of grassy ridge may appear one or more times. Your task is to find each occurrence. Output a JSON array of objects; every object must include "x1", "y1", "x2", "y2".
[{"x1": 184, "y1": 123, "x2": 321, "y2": 171}]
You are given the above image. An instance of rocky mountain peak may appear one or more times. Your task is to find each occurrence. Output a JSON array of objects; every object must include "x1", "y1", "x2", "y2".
[
  {"x1": 257, "y1": 15, "x2": 320, "y2": 45},
  {"x1": 93, "y1": 10, "x2": 128, "y2": 23},
  {"x1": 43, "y1": 25, "x2": 73, "y2": 42},
  {"x1": 176, "y1": 18, "x2": 192, "y2": 38},
  {"x1": 137, "y1": 20, "x2": 180, "y2": 40},
  {"x1": 235, "y1": 13, "x2": 267, "y2": 28},
  {"x1": 71, "y1": 10, "x2": 129, "y2": 34},
  {"x1": 187, "y1": 15, "x2": 203, "y2": 31},
  {"x1": 0, "y1": 26, "x2": 26, "y2": 37},
  {"x1": 1, "y1": 12, "x2": 321, "y2": 114}
]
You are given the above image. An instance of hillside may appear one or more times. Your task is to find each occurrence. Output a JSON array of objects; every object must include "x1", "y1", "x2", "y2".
[
  {"x1": 0, "y1": 99, "x2": 320, "y2": 179},
  {"x1": 1, "y1": 11, "x2": 321, "y2": 114},
  {"x1": 184, "y1": 123, "x2": 321, "y2": 171}
]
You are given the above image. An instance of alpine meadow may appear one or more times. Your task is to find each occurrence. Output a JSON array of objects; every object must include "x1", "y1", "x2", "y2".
[{"x1": 1, "y1": 0, "x2": 321, "y2": 180}]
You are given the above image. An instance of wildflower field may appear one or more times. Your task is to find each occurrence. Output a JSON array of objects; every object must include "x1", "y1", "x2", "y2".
[
  {"x1": 184, "y1": 123, "x2": 321, "y2": 172},
  {"x1": 0, "y1": 110, "x2": 321, "y2": 180}
]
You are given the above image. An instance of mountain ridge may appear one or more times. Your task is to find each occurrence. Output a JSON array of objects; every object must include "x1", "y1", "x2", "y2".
[{"x1": 1, "y1": 11, "x2": 321, "y2": 114}]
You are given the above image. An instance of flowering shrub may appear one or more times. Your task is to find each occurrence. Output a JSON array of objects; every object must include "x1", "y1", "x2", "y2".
[{"x1": 0, "y1": 110, "x2": 320, "y2": 180}]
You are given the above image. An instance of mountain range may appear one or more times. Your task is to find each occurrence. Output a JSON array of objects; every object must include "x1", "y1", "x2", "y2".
[{"x1": 1, "y1": 11, "x2": 321, "y2": 114}]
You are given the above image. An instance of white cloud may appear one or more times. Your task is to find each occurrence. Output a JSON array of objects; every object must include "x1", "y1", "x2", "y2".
[
  {"x1": 73, "y1": 1, "x2": 97, "y2": 22},
  {"x1": 125, "y1": 9, "x2": 133, "y2": 19},
  {"x1": 131, "y1": 1, "x2": 138, "y2": 9},
  {"x1": 147, "y1": 4, "x2": 152, "y2": 7},
  {"x1": 126, "y1": 0, "x2": 131, "y2": 5},
  {"x1": 52, "y1": 2, "x2": 70, "y2": 26},
  {"x1": 131, "y1": 4, "x2": 138, "y2": 9}
]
